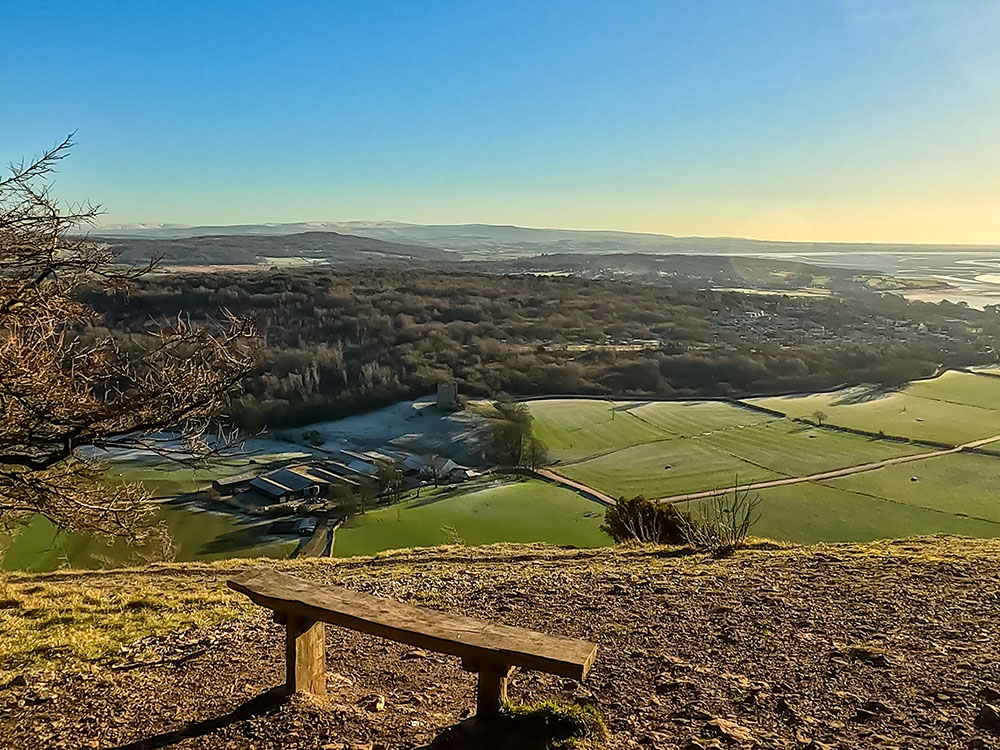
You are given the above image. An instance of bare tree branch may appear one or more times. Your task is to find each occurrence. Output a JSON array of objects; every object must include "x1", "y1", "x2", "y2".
[{"x1": 0, "y1": 138, "x2": 260, "y2": 538}]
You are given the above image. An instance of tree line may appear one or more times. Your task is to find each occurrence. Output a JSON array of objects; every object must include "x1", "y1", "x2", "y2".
[{"x1": 87, "y1": 267, "x2": 1000, "y2": 431}]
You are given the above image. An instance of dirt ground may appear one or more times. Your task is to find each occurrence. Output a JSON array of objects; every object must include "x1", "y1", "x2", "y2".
[{"x1": 3, "y1": 537, "x2": 1000, "y2": 749}]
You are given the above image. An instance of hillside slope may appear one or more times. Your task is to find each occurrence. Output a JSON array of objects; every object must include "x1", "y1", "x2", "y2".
[
  {"x1": 100, "y1": 230, "x2": 457, "y2": 266},
  {"x1": 3, "y1": 538, "x2": 1000, "y2": 749}
]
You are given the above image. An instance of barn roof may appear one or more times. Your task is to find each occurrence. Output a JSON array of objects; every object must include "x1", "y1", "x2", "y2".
[
  {"x1": 249, "y1": 476, "x2": 292, "y2": 498},
  {"x1": 264, "y1": 468, "x2": 315, "y2": 492}
]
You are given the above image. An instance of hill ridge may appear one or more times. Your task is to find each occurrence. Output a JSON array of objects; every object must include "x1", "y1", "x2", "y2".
[{"x1": 4, "y1": 537, "x2": 1000, "y2": 748}]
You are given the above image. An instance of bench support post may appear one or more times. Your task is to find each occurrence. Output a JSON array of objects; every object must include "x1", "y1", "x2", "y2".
[
  {"x1": 476, "y1": 662, "x2": 511, "y2": 718},
  {"x1": 284, "y1": 615, "x2": 326, "y2": 696}
]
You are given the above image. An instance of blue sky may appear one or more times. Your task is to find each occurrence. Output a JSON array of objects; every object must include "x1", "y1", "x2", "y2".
[{"x1": 2, "y1": 1, "x2": 998, "y2": 242}]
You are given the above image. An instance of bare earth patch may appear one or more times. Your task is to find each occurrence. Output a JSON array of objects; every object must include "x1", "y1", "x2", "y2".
[{"x1": 2, "y1": 538, "x2": 1000, "y2": 749}]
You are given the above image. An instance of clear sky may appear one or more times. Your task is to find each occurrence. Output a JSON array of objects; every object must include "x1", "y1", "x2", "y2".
[{"x1": 3, "y1": 1, "x2": 998, "y2": 243}]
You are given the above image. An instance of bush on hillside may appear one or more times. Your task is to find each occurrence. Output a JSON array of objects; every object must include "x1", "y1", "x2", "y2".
[{"x1": 602, "y1": 496, "x2": 691, "y2": 544}]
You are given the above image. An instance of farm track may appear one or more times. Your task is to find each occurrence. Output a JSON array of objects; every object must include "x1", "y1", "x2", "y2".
[
  {"x1": 533, "y1": 468, "x2": 618, "y2": 506},
  {"x1": 532, "y1": 373, "x2": 1000, "y2": 516},
  {"x1": 539, "y1": 418, "x2": 1000, "y2": 509},
  {"x1": 651, "y1": 432, "x2": 1000, "y2": 504}
]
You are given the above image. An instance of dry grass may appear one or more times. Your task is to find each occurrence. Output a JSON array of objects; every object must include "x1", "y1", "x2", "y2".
[
  {"x1": 0, "y1": 535, "x2": 984, "y2": 686},
  {"x1": 0, "y1": 575, "x2": 244, "y2": 682}
]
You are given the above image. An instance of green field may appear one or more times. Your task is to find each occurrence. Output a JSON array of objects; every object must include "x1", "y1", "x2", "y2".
[
  {"x1": 730, "y1": 449, "x2": 1000, "y2": 544},
  {"x1": 11, "y1": 373, "x2": 1000, "y2": 569},
  {"x1": 1, "y1": 505, "x2": 297, "y2": 573},
  {"x1": 333, "y1": 478, "x2": 611, "y2": 557},
  {"x1": 530, "y1": 398, "x2": 782, "y2": 463},
  {"x1": 749, "y1": 371, "x2": 1000, "y2": 445},
  {"x1": 708, "y1": 479, "x2": 1000, "y2": 544},
  {"x1": 530, "y1": 399, "x2": 918, "y2": 499},
  {"x1": 829, "y1": 451, "x2": 1000, "y2": 522},
  {"x1": 529, "y1": 383, "x2": 1000, "y2": 543},
  {"x1": 530, "y1": 400, "x2": 676, "y2": 461}
]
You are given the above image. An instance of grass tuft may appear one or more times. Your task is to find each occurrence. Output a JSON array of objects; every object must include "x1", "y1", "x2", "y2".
[{"x1": 503, "y1": 699, "x2": 608, "y2": 748}]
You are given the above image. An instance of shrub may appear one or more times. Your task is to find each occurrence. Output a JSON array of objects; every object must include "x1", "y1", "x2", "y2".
[
  {"x1": 441, "y1": 524, "x2": 467, "y2": 546},
  {"x1": 681, "y1": 481, "x2": 762, "y2": 556},
  {"x1": 504, "y1": 700, "x2": 608, "y2": 748},
  {"x1": 601, "y1": 496, "x2": 691, "y2": 544}
]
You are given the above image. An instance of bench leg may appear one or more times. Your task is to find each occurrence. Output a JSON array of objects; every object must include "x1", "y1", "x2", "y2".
[
  {"x1": 285, "y1": 616, "x2": 326, "y2": 696},
  {"x1": 476, "y1": 663, "x2": 511, "y2": 718}
]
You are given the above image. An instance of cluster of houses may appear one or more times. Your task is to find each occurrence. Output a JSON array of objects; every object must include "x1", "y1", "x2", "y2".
[{"x1": 211, "y1": 448, "x2": 478, "y2": 516}]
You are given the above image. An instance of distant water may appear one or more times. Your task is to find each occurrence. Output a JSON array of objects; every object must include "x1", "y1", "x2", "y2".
[{"x1": 753, "y1": 251, "x2": 1000, "y2": 309}]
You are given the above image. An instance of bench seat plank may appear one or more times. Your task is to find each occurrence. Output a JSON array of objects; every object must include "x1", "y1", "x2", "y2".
[{"x1": 229, "y1": 567, "x2": 596, "y2": 680}]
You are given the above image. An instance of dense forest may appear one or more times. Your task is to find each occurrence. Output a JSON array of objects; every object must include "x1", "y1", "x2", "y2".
[{"x1": 89, "y1": 269, "x2": 1000, "y2": 430}]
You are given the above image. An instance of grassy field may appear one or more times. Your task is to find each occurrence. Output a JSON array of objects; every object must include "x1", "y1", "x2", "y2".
[
  {"x1": 828, "y1": 451, "x2": 1000, "y2": 523},
  {"x1": 628, "y1": 400, "x2": 777, "y2": 436},
  {"x1": 530, "y1": 399, "x2": 919, "y2": 499},
  {"x1": 529, "y1": 398, "x2": 781, "y2": 463},
  {"x1": 529, "y1": 400, "x2": 674, "y2": 461},
  {"x1": 749, "y1": 371, "x2": 1000, "y2": 445},
  {"x1": 529, "y1": 384, "x2": 1000, "y2": 543},
  {"x1": 708, "y1": 480, "x2": 1000, "y2": 544},
  {"x1": 333, "y1": 478, "x2": 611, "y2": 557},
  {"x1": 1, "y1": 506, "x2": 297, "y2": 573},
  {"x1": 557, "y1": 438, "x2": 783, "y2": 499}
]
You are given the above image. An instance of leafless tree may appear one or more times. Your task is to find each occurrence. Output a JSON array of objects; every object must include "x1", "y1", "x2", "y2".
[
  {"x1": 422, "y1": 453, "x2": 444, "y2": 486},
  {"x1": 0, "y1": 137, "x2": 259, "y2": 539},
  {"x1": 680, "y1": 478, "x2": 762, "y2": 556}
]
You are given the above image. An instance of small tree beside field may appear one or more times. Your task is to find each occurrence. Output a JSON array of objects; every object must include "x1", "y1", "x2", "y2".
[{"x1": 680, "y1": 481, "x2": 762, "y2": 557}]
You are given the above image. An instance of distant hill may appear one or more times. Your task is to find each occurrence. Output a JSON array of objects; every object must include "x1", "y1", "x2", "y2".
[
  {"x1": 97, "y1": 230, "x2": 458, "y2": 266},
  {"x1": 95, "y1": 220, "x2": 1000, "y2": 260}
]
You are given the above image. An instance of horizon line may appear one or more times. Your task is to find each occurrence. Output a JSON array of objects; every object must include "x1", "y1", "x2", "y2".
[{"x1": 92, "y1": 219, "x2": 1000, "y2": 248}]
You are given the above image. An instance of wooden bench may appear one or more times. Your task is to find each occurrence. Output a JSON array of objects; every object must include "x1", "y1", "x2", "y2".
[{"x1": 228, "y1": 567, "x2": 597, "y2": 717}]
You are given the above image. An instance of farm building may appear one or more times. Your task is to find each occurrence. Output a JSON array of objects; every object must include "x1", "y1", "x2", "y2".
[
  {"x1": 423, "y1": 456, "x2": 459, "y2": 479},
  {"x1": 248, "y1": 468, "x2": 321, "y2": 502},
  {"x1": 449, "y1": 467, "x2": 480, "y2": 483},
  {"x1": 211, "y1": 472, "x2": 256, "y2": 494},
  {"x1": 247, "y1": 476, "x2": 295, "y2": 502},
  {"x1": 346, "y1": 459, "x2": 378, "y2": 476},
  {"x1": 340, "y1": 450, "x2": 381, "y2": 475},
  {"x1": 318, "y1": 460, "x2": 368, "y2": 479},
  {"x1": 362, "y1": 449, "x2": 404, "y2": 465},
  {"x1": 293, "y1": 465, "x2": 362, "y2": 496},
  {"x1": 302, "y1": 465, "x2": 359, "y2": 487},
  {"x1": 401, "y1": 454, "x2": 426, "y2": 474}
]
